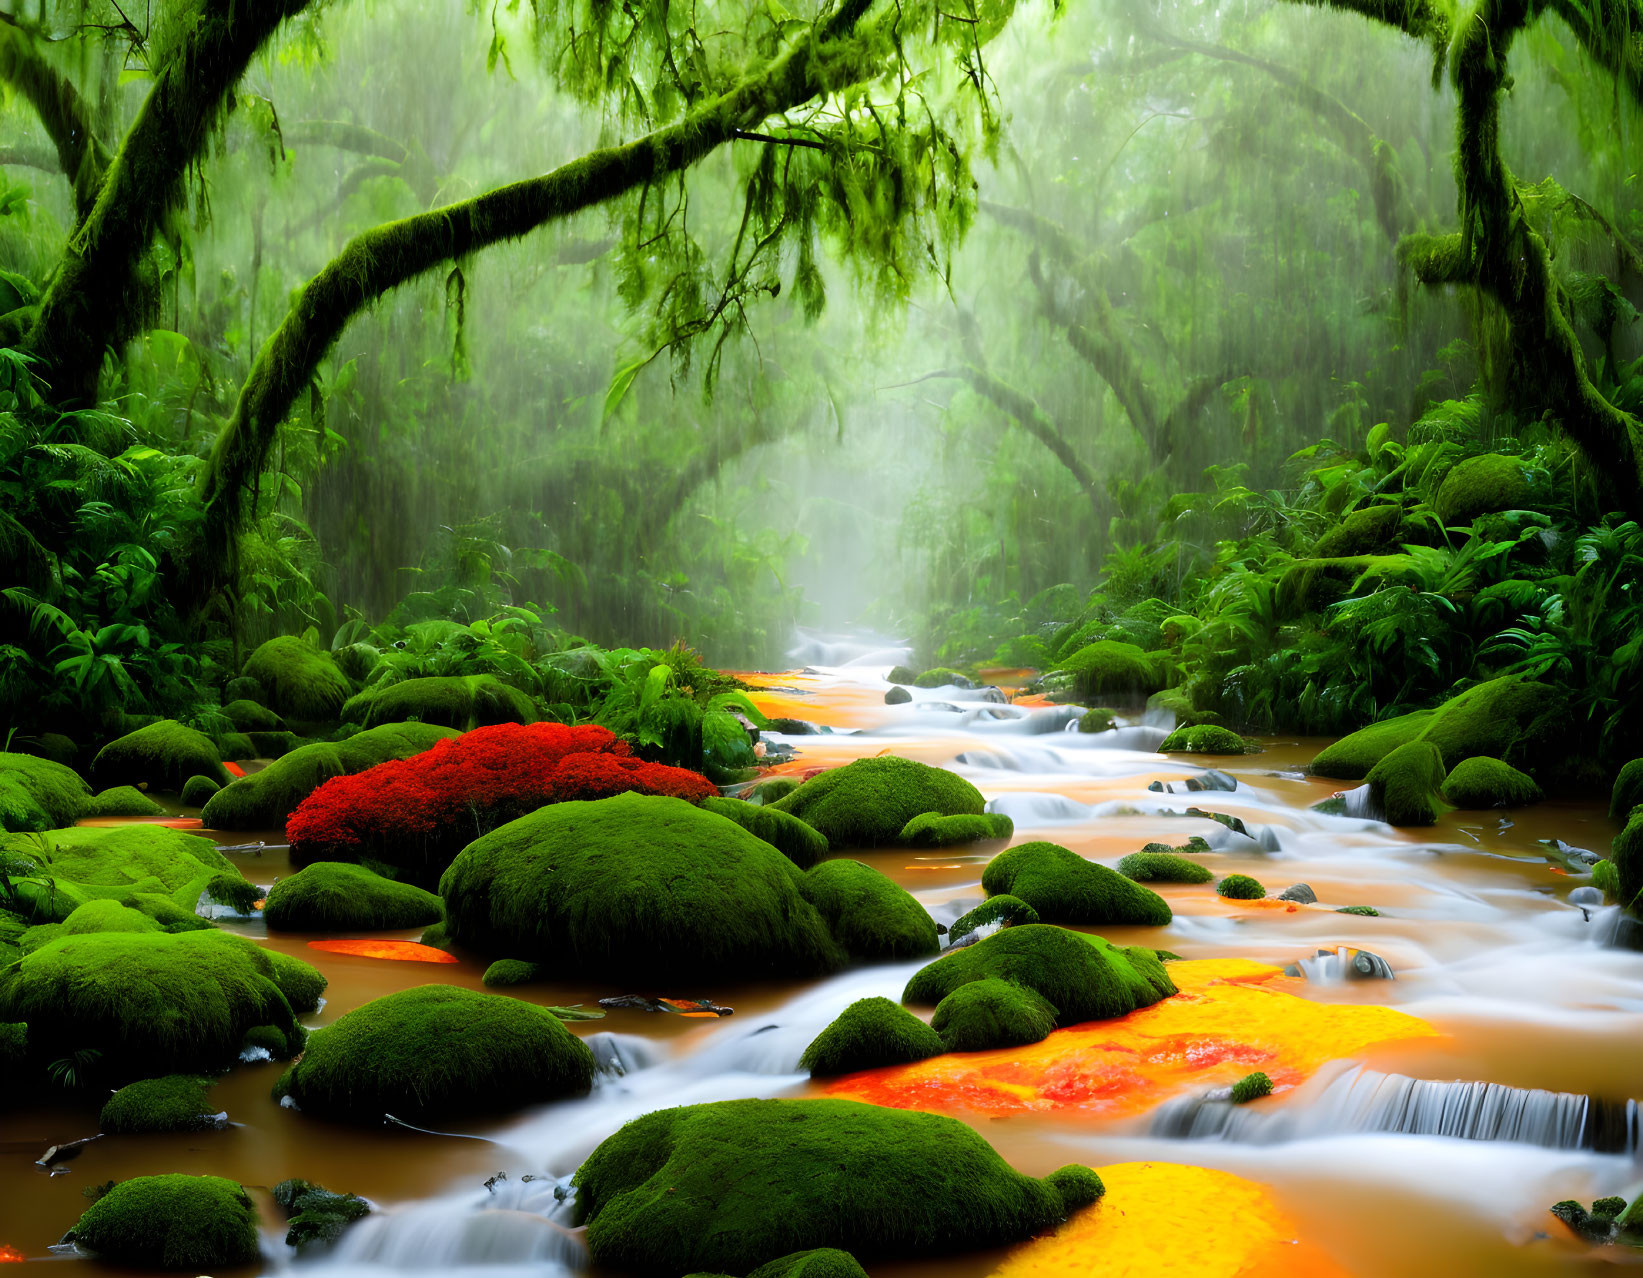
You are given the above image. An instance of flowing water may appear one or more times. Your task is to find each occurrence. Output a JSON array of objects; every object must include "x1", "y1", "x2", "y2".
[{"x1": 4, "y1": 630, "x2": 1641, "y2": 1275}]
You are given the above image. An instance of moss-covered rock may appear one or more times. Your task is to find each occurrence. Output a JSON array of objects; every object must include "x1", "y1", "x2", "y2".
[
  {"x1": 1077, "y1": 708, "x2": 1118, "y2": 733},
  {"x1": 1612, "y1": 808, "x2": 1643, "y2": 913},
  {"x1": 93, "y1": 720, "x2": 230, "y2": 792},
  {"x1": 903, "y1": 924, "x2": 1176, "y2": 1023},
  {"x1": 571, "y1": 1097, "x2": 1098, "y2": 1274},
  {"x1": 223, "y1": 699, "x2": 285, "y2": 732},
  {"x1": 1216, "y1": 874, "x2": 1265, "y2": 900},
  {"x1": 263, "y1": 862, "x2": 443, "y2": 932},
  {"x1": 1593, "y1": 858, "x2": 1620, "y2": 901},
  {"x1": 273, "y1": 1178, "x2": 373, "y2": 1249},
  {"x1": 701, "y1": 796, "x2": 827, "y2": 869},
  {"x1": 884, "y1": 686, "x2": 911, "y2": 705},
  {"x1": 1312, "y1": 502, "x2": 1405, "y2": 558},
  {"x1": 1434, "y1": 453, "x2": 1539, "y2": 524},
  {"x1": 201, "y1": 722, "x2": 456, "y2": 830},
  {"x1": 1276, "y1": 555, "x2": 1419, "y2": 614},
  {"x1": 275, "y1": 985, "x2": 593, "y2": 1122},
  {"x1": 1115, "y1": 851, "x2": 1213, "y2": 884},
  {"x1": 800, "y1": 859, "x2": 939, "y2": 962},
  {"x1": 770, "y1": 756, "x2": 986, "y2": 848},
  {"x1": 750, "y1": 777, "x2": 799, "y2": 805},
  {"x1": 101, "y1": 1074, "x2": 219, "y2": 1133},
  {"x1": 980, "y1": 841, "x2": 1171, "y2": 926},
  {"x1": 799, "y1": 997, "x2": 946, "y2": 1076},
  {"x1": 1442, "y1": 756, "x2": 1542, "y2": 808},
  {"x1": 215, "y1": 731, "x2": 256, "y2": 762},
  {"x1": 440, "y1": 794, "x2": 846, "y2": 980},
  {"x1": 931, "y1": 978, "x2": 1057, "y2": 1052},
  {"x1": 1054, "y1": 640, "x2": 1164, "y2": 698},
  {"x1": 747, "y1": 1250, "x2": 870, "y2": 1278},
  {"x1": 482, "y1": 958, "x2": 544, "y2": 987},
  {"x1": 1308, "y1": 710, "x2": 1433, "y2": 780},
  {"x1": 180, "y1": 774, "x2": 221, "y2": 807},
  {"x1": 887, "y1": 665, "x2": 918, "y2": 685},
  {"x1": 11, "y1": 732, "x2": 79, "y2": 767},
  {"x1": 898, "y1": 811, "x2": 1014, "y2": 846},
  {"x1": 1158, "y1": 725, "x2": 1254, "y2": 755},
  {"x1": 71, "y1": 1174, "x2": 259, "y2": 1269},
  {"x1": 1336, "y1": 904, "x2": 1381, "y2": 917},
  {"x1": 247, "y1": 729, "x2": 302, "y2": 758},
  {"x1": 1145, "y1": 687, "x2": 1221, "y2": 728},
  {"x1": 0, "y1": 752, "x2": 91, "y2": 832},
  {"x1": 1610, "y1": 759, "x2": 1643, "y2": 824},
  {"x1": 345, "y1": 674, "x2": 537, "y2": 731},
  {"x1": 1230, "y1": 1070, "x2": 1273, "y2": 1103},
  {"x1": 912, "y1": 667, "x2": 971, "y2": 688},
  {"x1": 1365, "y1": 740, "x2": 1448, "y2": 826},
  {"x1": 82, "y1": 785, "x2": 167, "y2": 817},
  {"x1": 949, "y1": 894, "x2": 1039, "y2": 943},
  {"x1": 0, "y1": 929, "x2": 322, "y2": 1074},
  {"x1": 243, "y1": 637, "x2": 352, "y2": 723}
]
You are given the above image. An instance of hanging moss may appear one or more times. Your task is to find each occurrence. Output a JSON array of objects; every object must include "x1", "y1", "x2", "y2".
[
  {"x1": 799, "y1": 997, "x2": 946, "y2": 1076},
  {"x1": 0, "y1": 751, "x2": 91, "y2": 832},
  {"x1": 1157, "y1": 725, "x2": 1254, "y2": 755},
  {"x1": 262, "y1": 862, "x2": 443, "y2": 931},
  {"x1": 242, "y1": 637, "x2": 353, "y2": 723},
  {"x1": 70, "y1": 1174, "x2": 260, "y2": 1270},
  {"x1": 100, "y1": 1074, "x2": 220, "y2": 1134},
  {"x1": 82, "y1": 785, "x2": 167, "y2": 817},
  {"x1": 343, "y1": 674, "x2": 538, "y2": 731},
  {"x1": 701, "y1": 796, "x2": 828, "y2": 869},
  {"x1": 931, "y1": 978, "x2": 1057, "y2": 1052},
  {"x1": 93, "y1": 720, "x2": 231, "y2": 792},
  {"x1": 770, "y1": 757, "x2": 987, "y2": 848},
  {"x1": 1442, "y1": 756, "x2": 1542, "y2": 808},
  {"x1": 898, "y1": 811, "x2": 1014, "y2": 846},
  {"x1": 980, "y1": 841, "x2": 1172, "y2": 926},
  {"x1": 949, "y1": 894, "x2": 1039, "y2": 943},
  {"x1": 1366, "y1": 741, "x2": 1448, "y2": 826},
  {"x1": 799, "y1": 859, "x2": 939, "y2": 962}
]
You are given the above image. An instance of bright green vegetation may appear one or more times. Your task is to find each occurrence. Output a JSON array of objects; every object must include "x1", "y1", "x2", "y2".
[
  {"x1": 1230, "y1": 1071, "x2": 1274, "y2": 1103},
  {"x1": 571, "y1": 1098, "x2": 1102, "y2": 1273},
  {"x1": 1158, "y1": 725, "x2": 1254, "y2": 754},
  {"x1": 1434, "y1": 455, "x2": 1538, "y2": 525},
  {"x1": 1612, "y1": 811, "x2": 1643, "y2": 913},
  {"x1": 82, "y1": 785, "x2": 166, "y2": 817},
  {"x1": 799, "y1": 997, "x2": 946, "y2": 1076},
  {"x1": 262, "y1": 862, "x2": 443, "y2": 931},
  {"x1": 201, "y1": 722, "x2": 457, "y2": 830},
  {"x1": 746, "y1": 1251, "x2": 871, "y2": 1278},
  {"x1": 92, "y1": 721, "x2": 231, "y2": 792},
  {"x1": 912, "y1": 667, "x2": 970, "y2": 687},
  {"x1": 1078, "y1": 708, "x2": 1118, "y2": 733},
  {"x1": 1612, "y1": 760, "x2": 1643, "y2": 823},
  {"x1": 100, "y1": 1074, "x2": 219, "y2": 1133},
  {"x1": 980, "y1": 841, "x2": 1172, "y2": 926},
  {"x1": 0, "y1": 753, "x2": 90, "y2": 832},
  {"x1": 903, "y1": 924, "x2": 1177, "y2": 1023},
  {"x1": 898, "y1": 811, "x2": 1015, "y2": 846},
  {"x1": 931, "y1": 978, "x2": 1058, "y2": 1052},
  {"x1": 273, "y1": 1178, "x2": 374, "y2": 1249},
  {"x1": 343, "y1": 673, "x2": 537, "y2": 729},
  {"x1": 71, "y1": 1175, "x2": 260, "y2": 1269},
  {"x1": 1216, "y1": 874, "x2": 1266, "y2": 900},
  {"x1": 482, "y1": 958, "x2": 544, "y2": 986},
  {"x1": 701, "y1": 796, "x2": 828, "y2": 869},
  {"x1": 0, "y1": 929, "x2": 323, "y2": 1077},
  {"x1": 1365, "y1": 740, "x2": 1448, "y2": 826},
  {"x1": 771, "y1": 757, "x2": 987, "y2": 848},
  {"x1": 243, "y1": 638, "x2": 354, "y2": 724},
  {"x1": 1055, "y1": 641, "x2": 1165, "y2": 699},
  {"x1": 1115, "y1": 851, "x2": 1214, "y2": 884},
  {"x1": 949, "y1": 894, "x2": 1040, "y2": 942},
  {"x1": 1336, "y1": 905, "x2": 1382, "y2": 917},
  {"x1": 275, "y1": 985, "x2": 595, "y2": 1121},
  {"x1": 440, "y1": 794, "x2": 846, "y2": 980},
  {"x1": 799, "y1": 859, "x2": 940, "y2": 962},
  {"x1": 180, "y1": 775, "x2": 221, "y2": 807},
  {"x1": 1443, "y1": 756, "x2": 1543, "y2": 808}
]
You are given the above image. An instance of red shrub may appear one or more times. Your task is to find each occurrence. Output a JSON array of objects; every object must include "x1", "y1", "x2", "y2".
[{"x1": 286, "y1": 721, "x2": 715, "y2": 880}]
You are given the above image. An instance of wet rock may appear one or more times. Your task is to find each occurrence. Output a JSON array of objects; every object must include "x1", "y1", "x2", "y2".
[
  {"x1": 1276, "y1": 883, "x2": 1317, "y2": 904},
  {"x1": 978, "y1": 687, "x2": 1008, "y2": 704},
  {"x1": 1568, "y1": 886, "x2": 1604, "y2": 907},
  {"x1": 272, "y1": 1178, "x2": 373, "y2": 1249},
  {"x1": 1343, "y1": 949, "x2": 1394, "y2": 980},
  {"x1": 598, "y1": 995, "x2": 734, "y2": 1016},
  {"x1": 1611, "y1": 914, "x2": 1643, "y2": 953}
]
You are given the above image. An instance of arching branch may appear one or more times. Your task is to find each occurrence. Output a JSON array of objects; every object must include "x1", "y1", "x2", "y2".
[{"x1": 0, "y1": 20, "x2": 111, "y2": 215}]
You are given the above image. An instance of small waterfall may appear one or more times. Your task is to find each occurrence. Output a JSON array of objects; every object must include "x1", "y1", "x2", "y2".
[
  {"x1": 1150, "y1": 1066, "x2": 1640, "y2": 1154},
  {"x1": 955, "y1": 745, "x2": 1068, "y2": 772},
  {"x1": 985, "y1": 792, "x2": 1091, "y2": 825},
  {"x1": 306, "y1": 1197, "x2": 586, "y2": 1274}
]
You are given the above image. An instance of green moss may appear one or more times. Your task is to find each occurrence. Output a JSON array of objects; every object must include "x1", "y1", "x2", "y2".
[
  {"x1": 887, "y1": 665, "x2": 917, "y2": 685},
  {"x1": 11, "y1": 733, "x2": 80, "y2": 767},
  {"x1": 702, "y1": 796, "x2": 828, "y2": 869},
  {"x1": 1230, "y1": 1070, "x2": 1273, "y2": 1103},
  {"x1": 1146, "y1": 688, "x2": 1221, "y2": 728},
  {"x1": 482, "y1": 958, "x2": 544, "y2": 986},
  {"x1": 771, "y1": 757, "x2": 986, "y2": 848},
  {"x1": 903, "y1": 924, "x2": 1176, "y2": 1023},
  {"x1": 247, "y1": 730, "x2": 302, "y2": 758},
  {"x1": 1053, "y1": 640, "x2": 1164, "y2": 698},
  {"x1": 949, "y1": 894, "x2": 1039, "y2": 942},
  {"x1": 898, "y1": 811, "x2": 1015, "y2": 846},
  {"x1": 263, "y1": 862, "x2": 443, "y2": 932},
  {"x1": 1591, "y1": 858, "x2": 1619, "y2": 900},
  {"x1": 1610, "y1": 759, "x2": 1643, "y2": 824},
  {"x1": 1612, "y1": 809, "x2": 1643, "y2": 913},
  {"x1": 747, "y1": 1250, "x2": 869, "y2": 1278},
  {"x1": 571, "y1": 1097, "x2": 1097, "y2": 1274},
  {"x1": 1336, "y1": 905, "x2": 1381, "y2": 917},
  {"x1": 225, "y1": 676, "x2": 265, "y2": 703},
  {"x1": 216, "y1": 731, "x2": 256, "y2": 761},
  {"x1": 980, "y1": 841, "x2": 1171, "y2": 926},
  {"x1": 181, "y1": 774, "x2": 221, "y2": 807},
  {"x1": 0, "y1": 1020, "x2": 26, "y2": 1070},
  {"x1": 1617, "y1": 1191, "x2": 1643, "y2": 1238},
  {"x1": 0, "y1": 929, "x2": 323, "y2": 1075},
  {"x1": 912, "y1": 667, "x2": 969, "y2": 688},
  {"x1": 273, "y1": 1178, "x2": 373, "y2": 1249},
  {"x1": 243, "y1": 637, "x2": 352, "y2": 723},
  {"x1": 1591, "y1": 1197, "x2": 1626, "y2": 1221},
  {"x1": 931, "y1": 978, "x2": 1057, "y2": 1052},
  {"x1": 1276, "y1": 555, "x2": 1418, "y2": 614},
  {"x1": 750, "y1": 777, "x2": 799, "y2": 805},
  {"x1": 441, "y1": 794, "x2": 845, "y2": 981},
  {"x1": 275, "y1": 985, "x2": 594, "y2": 1122},
  {"x1": 1216, "y1": 874, "x2": 1265, "y2": 900},
  {"x1": 101, "y1": 1074, "x2": 219, "y2": 1133},
  {"x1": 1442, "y1": 756, "x2": 1542, "y2": 808},
  {"x1": 419, "y1": 920, "x2": 452, "y2": 950},
  {"x1": 223, "y1": 699, "x2": 285, "y2": 731},
  {"x1": 1309, "y1": 711, "x2": 1433, "y2": 780},
  {"x1": 1434, "y1": 453, "x2": 1538, "y2": 524},
  {"x1": 345, "y1": 674, "x2": 537, "y2": 730},
  {"x1": 71, "y1": 1174, "x2": 259, "y2": 1269},
  {"x1": 93, "y1": 720, "x2": 230, "y2": 791},
  {"x1": 82, "y1": 785, "x2": 167, "y2": 817},
  {"x1": 1115, "y1": 851, "x2": 1213, "y2": 884},
  {"x1": 0, "y1": 751, "x2": 91, "y2": 832},
  {"x1": 27, "y1": 824, "x2": 249, "y2": 907},
  {"x1": 1157, "y1": 725, "x2": 1254, "y2": 755},
  {"x1": 800, "y1": 859, "x2": 939, "y2": 961},
  {"x1": 1045, "y1": 1164, "x2": 1104, "y2": 1210},
  {"x1": 799, "y1": 997, "x2": 946, "y2": 1076},
  {"x1": 1077, "y1": 708, "x2": 1118, "y2": 733},
  {"x1": 201, "y1": 722, "x2": 456, "y2": 830},
  {"x1": 1366, "y1": 741, "x2": 1448, "y2": 826},
  {"x1": 1313, "y1": 502, "x2": 1405, "y2": 558}
]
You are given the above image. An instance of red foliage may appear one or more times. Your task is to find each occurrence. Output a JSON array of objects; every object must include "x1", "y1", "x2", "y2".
[{"x1": 286, "y1": 721, "x2": 715, "y2": 875}]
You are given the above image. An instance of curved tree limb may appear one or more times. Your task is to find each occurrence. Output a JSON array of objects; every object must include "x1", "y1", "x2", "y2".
[{"x1": 0, "y1": 19, "x2": 111, "y2": 215}]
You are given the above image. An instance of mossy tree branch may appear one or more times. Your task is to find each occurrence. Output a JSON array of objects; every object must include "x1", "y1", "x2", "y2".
[{"x1": 0, "y1": 19, "x2": 112, "y2": 216}]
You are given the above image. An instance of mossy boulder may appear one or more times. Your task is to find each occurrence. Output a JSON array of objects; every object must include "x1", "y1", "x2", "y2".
[
  {"x1": 345, "y1": 674, "x2": 537, "y2": 731},
  {"x1": 263, "y1": 862, "x2": 443, "y2": 932},
  {"x1": 181, "y1": 774, "x2": 221, "y2": 807},
  {"x1": 903, "y1": 924, "x2": 1176, "y2": 1023},
  {"x1": 1434, "y1": 453, "x2": 1539, "y2": 524},
  {"x1": 898, "y1": 811, "x2": 1014, "y2": 846},
  {"x1": 912, "y1": 667, "x2": 971, "y2": 688},
  {"x1": 223, "y1": 699, "x2": 286, "y2": 732},
  {"x1": 201, "y1": 722, "x2": 456, "y2": 830},
  {"x1": 82, "y1": 785, "x2": 167, "y2": 817},
  {"x1": 747, "y1": 1251, "x2": 869, "y2": 1278},
  {"x1": 1312, "y1": 502, "x2": 1405, "y2": 558},
  {"x1": 0, "y1": 751, "x2": 91, "y2": 831},
  {"x1": 0, "y1": 929, "x2": 323, "y2": 1075},
  {"x1": 101, "y1": 1074, "x2": 220, "y2": 1134},
  {"x1": 1230, "y1": 1070, "x2": 1273, "y2": 1103},
  {"x1": 799, "y1": 997, "x2": 946, "y2": 1076},
  {"x1": 884, "y1": 686, "x2": 911, "y2": 705},
  {"x1": 1216, "y1": 874, "x2": 1265, "y2": 900},
  {"x1": 1115, "y1": 851, "x2": 1213, "y2": 884},
  {"x1": 570, "y1": 1097, "x2": 1100, "y2": 1274},
  {"x1": 1158, "y1": 725, "x2": 1254, "y2": 755},
  {"x1": 887, "y1": 665, "x2": 918, "y2": 685},
  {"x1": 11, "y1": 732, "x2": 79, "y2": 767},
  {"x1": 1612, "y1": 809, "x2": 1643, "y2": 913},
  {"x1": 1276, "y1": 555, "x2": 1418, "y2": 614},
  {"x1": 1077, "y1": 708, "x2": 1118, "y2": 733},
  {"x1": 276, "y1": 985, "x2": 594, "y2": 1122},
  {"x1": 273, "y1": 1178, "x2": 373, "y2": 1249},
  {"x1": 980, "y1": 841, "x2": 1172, "y2": 926},
  {"x1": 1365, "y1": 740, "x2": 1448, "y2": 826},
  {"x1": 1610, "y1": 759, "x2": 1643, "y2": 824},
  {"x1": 93, "y1": 720, "x2": 231, "y2": 792},
  {"x1": 440, "y1": 793, "x2": 846, "y2": 980},
  {"x1": 931, "y1": 978, "x2": 1057, "y2": 1052},
  {"x1": 949, "y1": 894, "x2": 1040, "y2": 943},
  {"x1": 482, "y1": 958, "x2": 544, "y2": 987},
  {"x1": 1593, "y1": 858, "x2": 1620, "y2": 900},
  {"x1": 1054, "y1": 640, "x2": 1164, "y2": 698},
  {"x1": 243, "y1": 636, "x2": 352, "y2": 723},
  {"x1": 799, "y1": 859, "x2": 939, "y2": 961},
  {"x1": 701, "y1": 796, "x2": 827, "y2": 869},
  {"x1": 770, "y1": 756, "x2": 986, "y2": 848},
  {"x1": 1442, "y1": 756, "x2": 1542, "y2": 808},
  {"x1": 71, "y1": 1174, "x2": 259, "y2": 1269},
  {"x1": 1146, "y1": 687, "x2": 1221, "y2": 728},
  {"x1": 750, "y1": 777, "x2": 799, "y2": 805}
]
